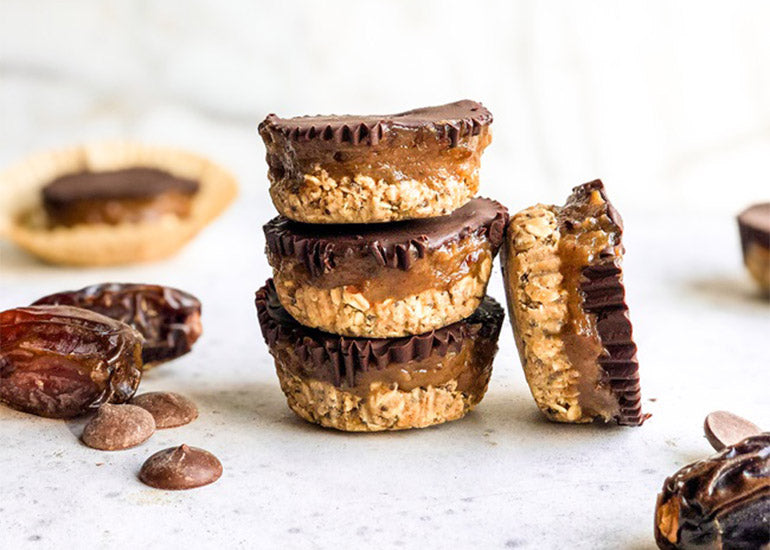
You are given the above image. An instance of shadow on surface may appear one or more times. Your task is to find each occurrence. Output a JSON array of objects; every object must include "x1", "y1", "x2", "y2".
[
  {"x1": 685, "y1": 274, "x2": 769, "y2": 306},
  {"x1": 187, "y1": 380, "x2": 287, "y2": 424},
  {"x1": 0, "y1": 241, "x2": 47, "y2": 272}
]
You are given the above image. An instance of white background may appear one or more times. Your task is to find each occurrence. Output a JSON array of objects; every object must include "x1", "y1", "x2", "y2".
[{"x1": 1, "y1": 2, "x2": 769, "y2": 549}]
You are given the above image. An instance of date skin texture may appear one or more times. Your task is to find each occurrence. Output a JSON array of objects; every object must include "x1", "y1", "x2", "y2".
[
  {"x1": 33, "y1": 283, "x2": 202, "y2": 368},
  {"x1": 0, "y1": 305, "x2": 143, "y2": 418}
]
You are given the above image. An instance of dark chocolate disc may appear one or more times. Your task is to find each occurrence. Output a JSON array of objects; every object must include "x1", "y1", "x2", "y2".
[
  {"x1": 264, "y1": 197, "x2": 508, "y2": 276},
  {"x1": 255, "y1": 279, "x2": 504, "y2": 388},
  {"x1": 704, "y1": 410, "x2": 763, "y2": 451},
  {"x1": 139, "y1": 444, "x2": 222, "y2": 490},
  {"x1": 42, "y1": 167, "x2": 199, "y2": 207},
  {"x1": 259, "y1": 100, "x2": 492, "y2": 148}
]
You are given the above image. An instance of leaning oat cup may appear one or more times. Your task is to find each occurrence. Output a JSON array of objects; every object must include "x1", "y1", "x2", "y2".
[
  {"x1": 502, "y1": 180, "x2": 645, "y2": 426},
  {"x1": 255, "y1": 280, "x2": 504, "y2": 432},
  {"x1": 264, "y1": 197, "x2": 508, "y2": 338},
  {"x1": 0, "y1": 142, "x2": 237, "y2": 265}
]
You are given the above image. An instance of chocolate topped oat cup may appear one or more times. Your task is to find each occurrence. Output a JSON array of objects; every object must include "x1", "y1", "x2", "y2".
[
  {"x1": 259, "y1": 100, "x2": 492, "y2": 224},
  {"x1": 264, "y1": 197, "x2": 508, "y2": 338},
  {"x1": 256, "y1": 280, "x2": 504, "y2": 431},
  {"x1": 502, "y1": 180, "x2": 644, "y2": 426},
  {"x1": 0, "y1": 142, "x2": 237, "y2": 265},
  {"x1": 737, "y1": 202, "x2": 770, "y2": 292}
]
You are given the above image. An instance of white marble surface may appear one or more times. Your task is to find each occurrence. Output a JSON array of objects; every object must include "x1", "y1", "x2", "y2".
[{"x1": 1, "y1": 1, "x2": 769, "y2": 549}]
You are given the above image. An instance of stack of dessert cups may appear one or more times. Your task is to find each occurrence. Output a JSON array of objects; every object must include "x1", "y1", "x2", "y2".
[{"x1": 255, "y1": 100, "x2": 509, "y2": 432}]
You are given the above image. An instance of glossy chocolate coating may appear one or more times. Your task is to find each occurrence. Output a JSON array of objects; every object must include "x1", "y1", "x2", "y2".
[
  {"x1": 264, "y1": 197, "x2": 508, "y2": 277},
  {"x1": 259, "y1": 99, "x2": 492, "y2": 148},
  {"x1": 255, "y1": 280, "x2": 504, "y2": 389},
  {"x1": 655, "y1": 434, "x2": 770, "y2": 549}
]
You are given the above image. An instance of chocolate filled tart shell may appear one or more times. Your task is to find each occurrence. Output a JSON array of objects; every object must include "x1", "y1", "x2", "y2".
[
  {"x1": 502, "y1": 180, "x2": 644, "y2": 426},
  {"x1": 258, "y1": 100, "x2": 492, "y2": 224},
  {"x1": 0, "y1": 142, "x2": 237, "y2": 266},
  {"x1": 255, "y1": 280, "x2": 504, "y2": 432},
  {"x1": 264, "y1": 197, "x2": 508, "y2": 338},
  {"x1": 737, "y1": 202, "x2": 770, "y2": 292}
]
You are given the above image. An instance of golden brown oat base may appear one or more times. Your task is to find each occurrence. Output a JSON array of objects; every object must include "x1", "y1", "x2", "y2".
[
  {"x1": 274, "y1": 363, "x2": 489, "y2": 432},
  {"x1": 0, "y1": 142, "x2": 238, "y2": 265},
  {"x1": 503, "y1": 205, "x2": 608, "y2": 423},
  {"x1": 272, "y1": 254, "x2": 493, "y2": 337},
  {"x1": 744, "y1": 242, "x2": 770, "y2": 291},
  {"x1": 270, "y1": 167, "x2": 477, "y2": 224}
]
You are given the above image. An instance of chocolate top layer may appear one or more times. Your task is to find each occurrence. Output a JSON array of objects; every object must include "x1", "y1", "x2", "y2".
[
  {"x1": 566, "y1": 180, "x2": 644, "y2": 426},
  {"x1": 738, "y1": 202, "x2": 770, "y2": 250},
  {"x1": 264, "y1": 197, "x2": 508, "y2": 276},
  {"x1": 656, "y1": 433, "x2": 770, "y2": 549},
  {"x1": 42, "y1": 168, "x2": 199, "y2": 206},
  {"x1": 255, "y1": 280, "x2": 504, "y2": 388},
  {"x1": 259, "y1": 100, "x2": 492, "y2": 148}
]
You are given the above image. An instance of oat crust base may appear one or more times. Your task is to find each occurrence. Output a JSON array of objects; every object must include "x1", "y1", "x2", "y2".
[
  {"x1": 274, "y1": 363, "x2": 489, "y2": 432},
  {"x1": 0, "y1": 142, "x2": 238, "y2": 265},
  {"x1": 270, "y1": 167, "x2": 476, "y2": 224},
  {"x1": 503, "y1": 204, "x2": 598, "y2": 423},
  {"x1": 272, "y1": 254, "x2": 493, "y2": 337}
]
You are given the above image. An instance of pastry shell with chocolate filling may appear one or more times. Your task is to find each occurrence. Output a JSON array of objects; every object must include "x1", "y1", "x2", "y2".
[
  {"x1": 0, "y1": 142, "x2": 237, "y2": 266},
  {"x1": 255, "y1": 280, "x2": 504, "y2": 432}
]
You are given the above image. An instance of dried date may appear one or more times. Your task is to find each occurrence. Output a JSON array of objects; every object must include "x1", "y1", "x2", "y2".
[
  {"x1": 0, "y1": 305, "x2": 143, "y2": 418},
  {"x1": 655, "y1": 433, "x2": 770, "y2": 549},
  {"x1": 33, "y1": 283, "x2": 202, "y2": 368}
]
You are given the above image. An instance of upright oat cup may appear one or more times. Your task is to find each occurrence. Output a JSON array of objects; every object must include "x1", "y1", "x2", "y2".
[{"x1": 264, "y1": 198, "x2": 508, "y2": 338}]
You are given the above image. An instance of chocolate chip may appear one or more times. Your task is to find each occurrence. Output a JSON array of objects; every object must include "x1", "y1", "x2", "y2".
[
  {"x1": 130, "y1": 392, "x2": 198, "y2": 429},
  {"x1": 139, "y1": 444, "x2": 222, "y2": 490},
  {"x1": 704, "y1": 411, "x2": 763, "y2": 451},
  {"x1": 81, "y1": 404, "x2": 155, "y2": 451}
]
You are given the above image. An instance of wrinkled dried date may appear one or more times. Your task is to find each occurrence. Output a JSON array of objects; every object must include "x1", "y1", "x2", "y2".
[
  {"x1": 0, "y1": 305, "x2": 143, "y2": 418},
  {"x1": 655, "y1": 433, "x2": 770, "y2": 549},
  {"x1": 33, "y1": 283, "x2": 202, "y2": 368}
]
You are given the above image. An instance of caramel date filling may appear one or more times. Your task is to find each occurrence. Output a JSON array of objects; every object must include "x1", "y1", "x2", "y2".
[
  {"x1": 271, "y1": 334, "x2": 496, "y2": 398},
  {"x1": 45, "y1": 190, "x2": 195, "y2": 227},
  {"x1": 42, "y1": 168, "x2": 199, "y2": 227},
  {"x1": 265, "y1": 128, "x2": 491, "y2": 191},
  {"x1": 557, "y1": 190, "x2": 621, "y2": 420},
  {"x1": 270, "y1": 234, "x2": 492, "y2": 305}
]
